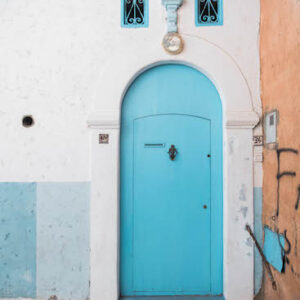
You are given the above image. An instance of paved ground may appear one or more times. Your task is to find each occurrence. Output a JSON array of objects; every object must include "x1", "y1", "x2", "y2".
[{"x1": 121, "y1": 296, "x2": 225, "y2": 300}]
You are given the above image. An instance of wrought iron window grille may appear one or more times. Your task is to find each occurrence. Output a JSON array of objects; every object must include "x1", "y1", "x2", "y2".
[
  {"x1": 196, "y1": 0, "x2": 223, "y2": 26},
  {"x1": 121, "y1": 0, "x2": 149, "y2": 28}
]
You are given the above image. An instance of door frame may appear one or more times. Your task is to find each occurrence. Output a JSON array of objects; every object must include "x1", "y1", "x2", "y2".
[{"x1": 88, "y1": 35, "x2": 260, "y2": 300}]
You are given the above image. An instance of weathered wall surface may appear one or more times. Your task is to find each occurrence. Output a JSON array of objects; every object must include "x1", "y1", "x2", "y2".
[
  {"x1": 260, "y1": 0, "x2": 300, "y2": 299},
  {"x1": 0, "y1": 183, "x2": 90, "y2": 300}
]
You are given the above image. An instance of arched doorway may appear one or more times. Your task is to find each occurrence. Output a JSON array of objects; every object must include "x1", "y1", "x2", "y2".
[{"x1": 120, "y1": 64, "x2": 223, "y2": 297}]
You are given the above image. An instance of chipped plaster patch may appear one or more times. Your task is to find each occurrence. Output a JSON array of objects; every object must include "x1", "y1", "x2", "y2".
[
  {"x1": 239, "y1": 184, "x2": 247, "y2": 202},
  {"x1": 239, "y1": 206, "x2": 249, "y2": 218},
  {"x1": 246, "y1": 237, "x2": 253, "y2": 247}
]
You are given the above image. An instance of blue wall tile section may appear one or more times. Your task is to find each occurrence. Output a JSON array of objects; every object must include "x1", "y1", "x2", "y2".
[
  {"x1": 37, "y1": 182, "x2": 90, "y2": 300},
  {"x1": 254, "y1": 187, "x2": 263, "y2": 295},
  {"x1": 264, "y1": 226, "x2": 285, "y2": 272},
  {"x1": 0, "y1": 183, "x2": 36, "y2": 298}
]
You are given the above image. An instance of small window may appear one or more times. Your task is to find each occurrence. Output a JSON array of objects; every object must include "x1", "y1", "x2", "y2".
[
  {"x1": 196, "y1": 0, "x2": 223, "y2": 26},
  {"x1": 121, "y1": 0, "x2": 149, "y2": 28}
]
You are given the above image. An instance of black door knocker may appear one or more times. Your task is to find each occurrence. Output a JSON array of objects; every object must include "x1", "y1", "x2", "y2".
[{"x1": 168, "y1": 145, "x2": 178, "y2": 161}]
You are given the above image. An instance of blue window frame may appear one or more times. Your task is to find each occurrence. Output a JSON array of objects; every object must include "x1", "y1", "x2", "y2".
[
  {"x1": 196, "y1": 0, "x2": 223, "y2": 26},
  {"x1": 121, "y1": 0, "x2": 149, "y2": 28}
]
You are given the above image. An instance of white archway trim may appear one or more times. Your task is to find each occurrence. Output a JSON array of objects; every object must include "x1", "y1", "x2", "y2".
[
  {"x1": 93, "y1": 34, "x2": 258, "y2": 115},
  {"x1": 87, "y1": 110, "x2": 259, "y2": 130},
  {"x1": 87, "y1": 110, "x2": 120, "y2": 129},
  {"x1": 88, "y1": 35, "x2": 260, "y2": 300},
  {"x1": 226, "y1": 111, "x2": 259, "y2": 129}
]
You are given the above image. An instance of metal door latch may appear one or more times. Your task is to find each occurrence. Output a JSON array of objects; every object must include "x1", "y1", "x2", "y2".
[{"x1": 168, "y1": 145, "x2": 178, "y2": 161}]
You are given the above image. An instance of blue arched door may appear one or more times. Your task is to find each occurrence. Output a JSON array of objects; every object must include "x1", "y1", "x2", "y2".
[{"x1": 120, "y1": 64, "x2": 223, "y2": 297}]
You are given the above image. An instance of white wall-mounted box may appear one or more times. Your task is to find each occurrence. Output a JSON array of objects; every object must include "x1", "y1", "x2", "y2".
[{"x1": 265, "y1": 110, "x2": 278, "y2": 144}]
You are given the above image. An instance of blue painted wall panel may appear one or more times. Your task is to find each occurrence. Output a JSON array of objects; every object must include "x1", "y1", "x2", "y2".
[
  {"x1": 254, "y1": 187, "x2": 263, "y2": 295},
  {"x1": 36, "y1": 182, "x2": 90, "y2": 300},
  {"x1": 0, "y1": 183, "x2": 36, "y2": 298}
]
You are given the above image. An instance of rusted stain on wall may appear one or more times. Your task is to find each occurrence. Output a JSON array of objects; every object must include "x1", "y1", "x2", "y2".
[{"x1": 260, "y1": 0, "x2": 300, "y2": 299}]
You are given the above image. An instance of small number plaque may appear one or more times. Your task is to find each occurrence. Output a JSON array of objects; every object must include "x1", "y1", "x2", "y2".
[
  {"x1": 253, "y1": 135, "x2": 263, "y2": 146},
  {"x1": 99, "y1": 134, "x2": 109, "y2": 144}
]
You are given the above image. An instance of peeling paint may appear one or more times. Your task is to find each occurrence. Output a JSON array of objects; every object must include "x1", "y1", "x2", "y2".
[
  {"x1": 229, "y1": 138, "x2": 234, "y2": 155},
  {"x1": 48, "y1": 295, "x2": 58, "y2": 300},
  {"x1": 239, "y1": 184, "x2": 247, "y2": 202},
  {"x1": 264, "y1": 227, "x2": 285, "y2": 273},
  {"x1": 246, "y1": 237, "x2": 253, "y2": 247},
  {"x1": 239, "y1": 206, "x2": 248, "y2": 218}
]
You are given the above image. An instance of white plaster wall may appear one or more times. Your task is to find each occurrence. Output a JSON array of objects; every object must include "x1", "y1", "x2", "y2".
[
  {"x1": 0, "y1": 1, "x2": 262, "y2": 298},
  {"x1": 0, "y1": 0, "x2": 260, "y2": 182}
]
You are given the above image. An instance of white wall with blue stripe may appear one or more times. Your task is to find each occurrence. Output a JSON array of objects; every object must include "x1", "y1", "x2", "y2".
[{"x1": 0, "y1": 0, "x2": 262, "y2": 298}]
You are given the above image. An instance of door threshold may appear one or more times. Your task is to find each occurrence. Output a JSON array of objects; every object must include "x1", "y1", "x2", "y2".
[{"x1": 120, "y1": 296, "x2": 225, "y2": 300}]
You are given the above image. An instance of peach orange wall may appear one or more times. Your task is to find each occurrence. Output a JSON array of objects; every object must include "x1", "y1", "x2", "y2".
[{"x1": 261, "y1": 0, "x2": 300, "y2": 299}]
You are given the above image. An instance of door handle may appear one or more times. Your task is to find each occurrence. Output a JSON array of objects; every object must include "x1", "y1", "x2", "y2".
[{"x1": 168, "y1": 145, "x2": 178, "y2": 161}]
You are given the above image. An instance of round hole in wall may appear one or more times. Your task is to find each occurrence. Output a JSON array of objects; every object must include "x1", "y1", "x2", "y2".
[{"x1": 22, "y1": 115, "x2": 34, "y2": 128}]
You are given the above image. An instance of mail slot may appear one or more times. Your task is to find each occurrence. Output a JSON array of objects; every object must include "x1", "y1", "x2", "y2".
[{"x1": 144, "y1": 143, "x2": 165, "y2": 148}]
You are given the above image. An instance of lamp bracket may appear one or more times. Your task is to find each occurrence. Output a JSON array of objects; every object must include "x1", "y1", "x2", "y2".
[{"x1": 161, "y1": 0, "x2": 183, "y2": 33}]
